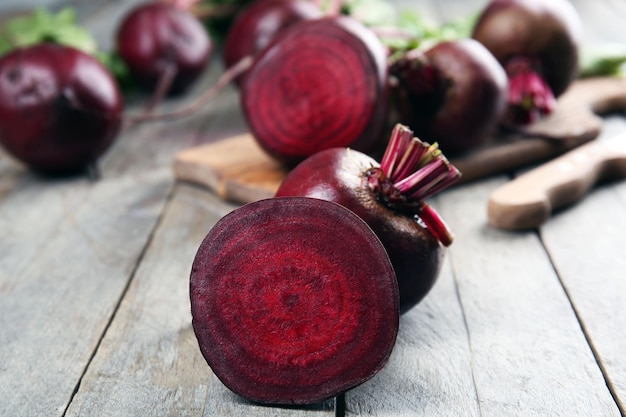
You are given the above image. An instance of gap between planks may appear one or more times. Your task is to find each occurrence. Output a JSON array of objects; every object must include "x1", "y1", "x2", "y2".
[{"x1": 60, "y1": 183, "x2": 178, "y2": 417}]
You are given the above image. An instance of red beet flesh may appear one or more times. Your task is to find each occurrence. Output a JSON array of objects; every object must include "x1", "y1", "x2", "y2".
[
  {"x1": 0, "y1": 44, "x2": 123, "y2": 173},
  {"x1": 391, "y1": 39, "x2": 508, "y2": 154},
  {"x1": 276, "y1": 125, "x2": 460, "y2": 313},
  {"x1": 190, "y1": 197, "x2": 399, "y2": 404},
  {"x1": 116, "y1": 2, "x2": 213, "y2": 95},
  {"x1": 223, "y1": 0, "x2": 322, "y2": 84},
  {"x1": 472, "y1": 0, "x2": 582, "y2": 124},
  {"x1": 241, "y1": 16, "x2": 389, "y2": 164}
]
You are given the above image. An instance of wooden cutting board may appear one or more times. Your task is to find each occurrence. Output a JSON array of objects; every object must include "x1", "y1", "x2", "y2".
[{"x1": 173, "y1": 77, "x2": 626, "y2": 204}]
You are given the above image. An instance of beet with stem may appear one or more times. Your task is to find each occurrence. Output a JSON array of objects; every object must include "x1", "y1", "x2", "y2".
[
  {"x1": 241, "y1": 16, "x2": 389, "y2": 165},
  {"x1": 223, "y1": 0, "x2": 322, "y2": 85},
  {"x1": 0, "y1": 43, "x2": 123, "y2": 173},
  {"x1": 471, "y1": 0, "x2": 583, "y2": 125},
  {"x1": 116, "y1": 1, "x2": 213, "y2": 97},
  {"x1": 390, "y1": 39, "x2": 508, "y2": 155},
  {"x1": 190, "y1": 196, "x2": 399, "y2": 404},
  {"x1": 277, "y1": 124, "x2": 460, "y2": 313}
]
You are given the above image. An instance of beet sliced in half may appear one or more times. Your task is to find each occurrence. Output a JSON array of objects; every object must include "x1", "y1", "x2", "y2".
[
  {"x1": 241, "y1": 16, "x2": 389, "y2": 164},
  {"x1": 190, "y1": 197, "x2": 399, "y2": 405}
]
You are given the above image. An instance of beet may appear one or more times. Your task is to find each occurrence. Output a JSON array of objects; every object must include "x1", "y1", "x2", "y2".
[
  {"x1": 190, "y1": 196, "x2": 399, "y2": 404},
  {"x1": 471, "y1": 0, "x2": 582, "y2": 124},
  {"x1": 390, "y1": 39, "x2": 508, "y2": 154},
  {"x1": 241, "y1": 16, "x2": 389, "y2": 165},
  {"x1": 116, "y1": 2, "x2": 213, "y2": 96},
  {"x1": 0, "y1": 43, "x2": 123, "y2": 173},
  {"x1": 223, "y1": 0, "x2": 322, "y2": 84},
  {"x1": 276, "y1": 124, "x2": 460, "y2": 313}
]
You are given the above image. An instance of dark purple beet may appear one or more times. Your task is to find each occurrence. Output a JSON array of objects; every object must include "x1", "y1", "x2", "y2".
[
  {"x1": 116, "y1": 2, "x2": 213, "y2": 95},
  {"x1": 0, "y1": 43, "x2": 123, "y2": 173},
  {"x1": 241, "y1": 16, "x2": 389, "y2": 165},
  {"x1": 472, "y1": 0, "x2": 582, "y2": 124},
  {"x1": 276, "y1": 124, "x2": 460, "y2": 313},
  {"x1": 190, "y1": 196, "x2": 399, "y2": 404},
  {"x1": 391, "y1": 39, "x2": 508, "y2": 155},
  {"x1": 223, "y1": 0, "x2": 322, "y2": 84}
]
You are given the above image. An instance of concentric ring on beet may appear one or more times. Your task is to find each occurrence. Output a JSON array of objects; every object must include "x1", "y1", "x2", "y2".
[
  {"x1": 241, "y1": 16, "x2": 388, "y2": 164},
  {"x1": 190, "y1": 197, "x2": 399, "y2": 405}
]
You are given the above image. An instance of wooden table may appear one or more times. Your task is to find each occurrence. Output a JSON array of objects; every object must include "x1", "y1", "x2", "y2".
[{"x1": 1, "y1": 0, "x2": 625, "y2": 416}]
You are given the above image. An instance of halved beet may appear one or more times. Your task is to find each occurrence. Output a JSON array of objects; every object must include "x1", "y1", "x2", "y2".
[
  {"x1": 190, "y1": 197, "x2": 399, "y2": 404},
  {"x1": 223, "y1": 0, "x2": 322, "y2": 84},
  {"x1": 241, "y1": 16, "x2": 389, "y2": 165}
]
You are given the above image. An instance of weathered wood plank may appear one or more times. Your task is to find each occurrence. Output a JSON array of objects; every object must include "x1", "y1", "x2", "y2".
[
  {"x1": 0, "y1": 170, "x2": 172, "y2": 417},
  {"x1": 540, "y1": 116, "x2": 626, "y2": 414},
  {"x1": 64, "y1": 184, "x2": 336, "y2": 417},
  {"x1": 435, "y1": 177, "x2": 621, "y2": 416}
]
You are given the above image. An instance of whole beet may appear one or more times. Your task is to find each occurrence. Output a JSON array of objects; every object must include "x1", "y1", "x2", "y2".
[
  {"x1": 0, "y1": 43, "x2": 123, "y2": 173},
  {"x1": 391, "y1": 39, "x2": 508, "y2": 154},
  {"x1": 472, "y1": 0, "x2": 582, "y2": 124},
  {"x1": 276, "y1": 124, "x2": 461, "y2": 313},
  {"x1": 116, "y1": 2, "x2": 213, "y2": 95}
]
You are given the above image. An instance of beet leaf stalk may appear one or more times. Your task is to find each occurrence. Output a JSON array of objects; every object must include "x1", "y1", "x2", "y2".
[{"x1": 366, "y1": 124, "x2": 460, "y2": 246}]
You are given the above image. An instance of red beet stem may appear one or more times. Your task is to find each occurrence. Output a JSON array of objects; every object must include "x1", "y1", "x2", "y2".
[
  {"x1": 396, "y1": 157, "x2": 458, "y2": 201},
  {"x1": 369, "y1": 124, "x2": 460, "y2": 246},
  {"x1": 417, "y1": 202, "x2": 454, "y2": 247},
  {"x1": 124, "y1": 55, "x2": 253, "y2": 124},
  {"x1": 505, "y1": 56, "x2": 557, "y2": 125},
  {"x1": 143, "y1": 62, "x2": 178, "y2": 114}
]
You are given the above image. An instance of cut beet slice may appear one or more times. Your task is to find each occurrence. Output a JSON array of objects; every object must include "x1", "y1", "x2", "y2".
[
  {"x1": 240, "y1": 16, "x2": 389, "y2": 164},
  {"x1": 190, "y1": 197, "x2": 399, "y2": 405}
]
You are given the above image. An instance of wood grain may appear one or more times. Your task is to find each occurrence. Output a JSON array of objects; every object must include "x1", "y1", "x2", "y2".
[
  {"x1": 0, "y1": 171, "x2": 172, "y2": 417},
  {"x1": 539, "y1": 116, "x2": 626, "y2": 414},
  {"x1": 434, "y1": 178, "x2": 621, "y2": 416},
  {"x1": 173, "y1": 133, "x2": 287, "y2": 202},
  {"x1": 487, "y1": 131, "x2": 626, "y2": 230}
]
